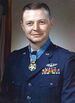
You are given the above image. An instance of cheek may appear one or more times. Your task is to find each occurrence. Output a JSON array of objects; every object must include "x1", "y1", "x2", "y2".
[
  {"x1": 24, "y1": 26, "x2": 32, "y2": 34},
  {"x1": 40, "y1": 25, "x2": 50, "y2": 32}
]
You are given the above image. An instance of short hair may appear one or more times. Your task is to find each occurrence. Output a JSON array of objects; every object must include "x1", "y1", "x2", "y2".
[{"x1": 22, "y1": 2, "x2": 51, "y2": 18}]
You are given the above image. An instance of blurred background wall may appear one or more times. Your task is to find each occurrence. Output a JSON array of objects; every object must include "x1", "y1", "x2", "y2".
[{"x1": 11, "y1": 0, "x2": 75, "y2": 52}]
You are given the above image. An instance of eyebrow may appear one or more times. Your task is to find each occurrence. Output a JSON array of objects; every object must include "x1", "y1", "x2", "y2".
[{"x1": 25, "y1": 18, "x2": 48, "y2": 22}]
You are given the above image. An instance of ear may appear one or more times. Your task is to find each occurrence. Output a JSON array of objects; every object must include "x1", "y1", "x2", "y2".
[
  {"x1": 50, "y1": 17, "x2": 55, "y2": 26},
  {"x1": 20, "y1": 20, "x2": 25, "y2": 31}
]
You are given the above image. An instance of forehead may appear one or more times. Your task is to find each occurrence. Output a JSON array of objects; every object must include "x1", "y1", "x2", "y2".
[{"x1": 23, "y1": 9, "x2": 49, "y2": 20}]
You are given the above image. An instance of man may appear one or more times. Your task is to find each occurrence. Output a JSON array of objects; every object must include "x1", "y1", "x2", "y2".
[{"x1": 1, "y1": 2, "x2": 75, "y2": 103}]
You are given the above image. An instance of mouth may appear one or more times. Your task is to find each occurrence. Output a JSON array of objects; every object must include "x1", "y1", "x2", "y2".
[
  {"x1": 31, "y1": 32, "x2": 43, "y2": 36},
  {"x1": 33, "y1": 34, "x2": 40, "y2": 35},
  {"x1": 31, "y1": 34, "x2": 42, "y2": 37}
]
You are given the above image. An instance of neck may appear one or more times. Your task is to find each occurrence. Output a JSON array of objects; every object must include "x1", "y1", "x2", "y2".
[{"x1": 29, "y1": 38, "x2": 49, "y2": 51}]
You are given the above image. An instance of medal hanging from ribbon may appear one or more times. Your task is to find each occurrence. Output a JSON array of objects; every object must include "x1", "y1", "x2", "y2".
[
  {"x1": 29, "y1": 61, "x2": 36, "y2": 71},
  {"x1": 29, "y1": 51, "x2": 37, "y2": 71}
]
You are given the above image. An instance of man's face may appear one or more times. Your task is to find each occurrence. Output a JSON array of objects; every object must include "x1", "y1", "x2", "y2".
[{"x1": 21, "y1": 9, "x2": 53, "y2": 44}]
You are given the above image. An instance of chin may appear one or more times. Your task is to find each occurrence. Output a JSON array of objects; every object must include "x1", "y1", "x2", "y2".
[{"x1": 29, "y1": 38, "x2": 43, "y2": 44}]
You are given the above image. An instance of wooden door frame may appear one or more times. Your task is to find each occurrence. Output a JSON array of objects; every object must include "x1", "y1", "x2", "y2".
[{"x1": 4, "y1": 0, "x2": 12, "y2": 60}]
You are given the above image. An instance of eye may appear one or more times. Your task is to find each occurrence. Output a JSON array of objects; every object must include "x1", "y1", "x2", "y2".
[
  {"x1": 39, "y1": 20, "x2": 46, "y2": 25},
  {"x1": 26, "y1": 21, "x2": 33, "y2": 26}
]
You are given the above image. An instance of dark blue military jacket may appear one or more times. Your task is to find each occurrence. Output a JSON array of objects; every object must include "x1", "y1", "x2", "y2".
[{"x1": 1, "y1": 42, "x2": 75, "y2": 103}]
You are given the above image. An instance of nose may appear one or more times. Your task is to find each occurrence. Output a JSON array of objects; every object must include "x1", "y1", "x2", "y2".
[{"x1": 33, "y1": 22, "x2": 39, "y2": 30}]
